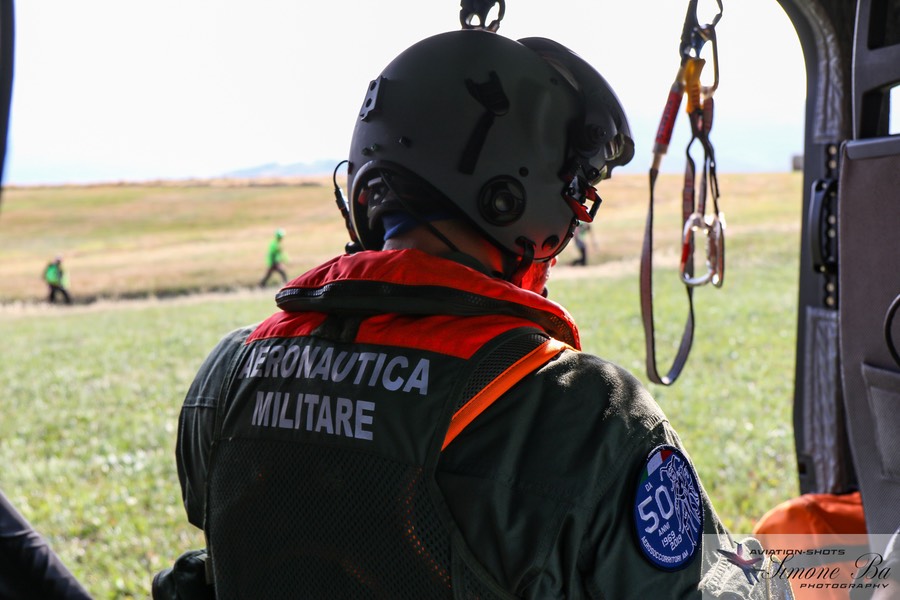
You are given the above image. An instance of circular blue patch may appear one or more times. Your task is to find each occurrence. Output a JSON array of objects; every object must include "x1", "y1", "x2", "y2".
[{"x1": 632, "y1": 445, "x2": 703, "y2": 570}]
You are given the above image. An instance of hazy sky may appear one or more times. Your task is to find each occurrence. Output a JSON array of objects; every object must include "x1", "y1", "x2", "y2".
[{"x1": 5, "y1": 0, "x2": 806, "y2": 185}]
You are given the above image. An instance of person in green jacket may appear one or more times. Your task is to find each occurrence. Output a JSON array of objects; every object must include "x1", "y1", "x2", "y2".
[
  {"x1": 156, "y1": 29, "x2": 793, "y2": 599},
  {"x1": 43, "y1": 256, "x2": 71, "y2": 304},
  {"x1": 258, "y1": 229, "x2": 288, "y2": 287},
  {"x1": 570, "y1": 221, "x2": 595, "y2": 266}
]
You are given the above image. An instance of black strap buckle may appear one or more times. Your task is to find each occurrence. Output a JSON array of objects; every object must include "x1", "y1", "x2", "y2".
[{"x1": 459, "y1": 0, "x2": 505, "y2": 32}]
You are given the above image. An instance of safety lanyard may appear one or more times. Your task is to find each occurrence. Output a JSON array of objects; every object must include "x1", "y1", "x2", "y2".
[{"x1": 640, "y1": 0, "x2": 723, "y2": 385}]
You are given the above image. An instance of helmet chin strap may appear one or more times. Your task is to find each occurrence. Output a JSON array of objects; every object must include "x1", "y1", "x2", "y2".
[{"x1": 503, "y1": 239, "x2": 535, "y2": 288}]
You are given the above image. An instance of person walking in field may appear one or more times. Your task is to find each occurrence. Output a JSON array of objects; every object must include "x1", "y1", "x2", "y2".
[
  {"x1": 570, "y1": 221, "x2": 594, "y2": 266},
  {"x1": 43, "y1": 256, "x2": 71, "y2": 304},
  {"x1": 156, "y1": 28, "x2": 793, "y2": 599},
  {"x1": 258, "y1": 228, "x2": 288, "y2": 287}
]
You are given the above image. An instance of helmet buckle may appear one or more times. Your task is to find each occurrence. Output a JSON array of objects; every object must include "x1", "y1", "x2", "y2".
[{"x1": 562, "y1": 172, "x2": 600, "y2": 223}]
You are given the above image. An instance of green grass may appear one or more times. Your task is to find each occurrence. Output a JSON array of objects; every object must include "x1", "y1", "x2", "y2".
[
  {"x1": 0, "y1": 172, "x2": 803, "y2": 598},
  {"x1": 553, "y1": 259, "x2": 799, "y2": 531},
  {"x1": 1, "y1": 295, "x2": 275, "y2": 597}
]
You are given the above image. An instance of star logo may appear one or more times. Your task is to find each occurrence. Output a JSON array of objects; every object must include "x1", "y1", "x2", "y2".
[{"x1": 717, "y1": 542, "x2": 763, "y2": 584}]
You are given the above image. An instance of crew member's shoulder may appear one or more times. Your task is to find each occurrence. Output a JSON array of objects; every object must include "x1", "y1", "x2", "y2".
[
  {"x1": 209, "y1": 324, "x2": 257, "y2": 357},
  {"x1": 188, "y1": 324, "x2": 258, "y2": 392},
  {"x1": 440, "y1": 345, "x2": 672, "y2": 504},
  {"x1": 537, "y1": 348, "x2": 665, "y2": 428}
]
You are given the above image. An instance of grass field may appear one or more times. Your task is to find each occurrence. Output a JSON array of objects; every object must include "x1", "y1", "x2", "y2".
[{"x1": 0, "y1": 172, "x2": 803, "y2": 598}]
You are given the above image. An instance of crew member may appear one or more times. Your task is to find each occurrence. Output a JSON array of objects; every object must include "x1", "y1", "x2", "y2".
[{"x1": 157, "y1": 29, "x2": 793, "y2": 599}]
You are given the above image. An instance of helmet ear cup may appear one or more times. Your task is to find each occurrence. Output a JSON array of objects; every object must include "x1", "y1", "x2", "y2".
[{"x1": 478, "y1": 176, "x2": 526, "y2": 226}]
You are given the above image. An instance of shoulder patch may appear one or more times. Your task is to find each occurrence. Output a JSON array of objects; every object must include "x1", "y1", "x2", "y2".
[{"x1": 633, "y1": 445, "x2": 703, "y2": 570}]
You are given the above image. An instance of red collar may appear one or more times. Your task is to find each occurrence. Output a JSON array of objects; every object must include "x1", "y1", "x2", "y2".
[{"x1": 281, "y1": 249, "x2": 580, "y2": 349}]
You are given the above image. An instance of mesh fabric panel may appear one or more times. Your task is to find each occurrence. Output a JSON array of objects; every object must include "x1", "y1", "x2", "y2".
[
  {"x1": 208, "y1": 440, "x2": 454, "y2": 599},
  {"x1": 456, "y1": 333, "x2": 547, "y2": 412},
  {"x1": 209, "y1": 439, "x2": 510, "y2": 598}
]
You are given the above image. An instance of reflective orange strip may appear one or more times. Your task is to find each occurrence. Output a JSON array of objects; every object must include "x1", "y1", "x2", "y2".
[{"x1": 441, "y1": 338, "x2": 571, "y2": 451}]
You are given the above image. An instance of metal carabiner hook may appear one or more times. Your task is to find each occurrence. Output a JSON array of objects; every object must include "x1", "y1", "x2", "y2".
[
  {"x1": 679, "y1": 0, "x2": 723, "y2": 59},
  {"x1": 679, "y1": 212, "x2": 726, "y2": 287},
  {"x1": 680, "y1": 213, "x2": 713, "y2": 287},
  {"x1": 679, "y1": 0, "x2": 701, "y2": 60},
  {"x1": 677, "y1": 0, "x2": 722, "y2": 102},
  {"x1": 708, "y1": 212, "x2": 726, "y2": 287},
  {"x1": 701, "y1": 28, "x2": 720, "y2": 97}
]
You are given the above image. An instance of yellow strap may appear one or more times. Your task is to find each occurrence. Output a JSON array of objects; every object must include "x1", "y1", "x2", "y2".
[{"x1": 441, "y1": 338, "x2": 571, "y2": 451}]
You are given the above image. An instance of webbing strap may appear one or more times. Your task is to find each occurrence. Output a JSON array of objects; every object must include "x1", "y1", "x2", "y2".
[
  {"x1": 639, "y1": 0, "x2": 723, "y2": 387},
  {"x1": 641, "y1": 63, "x2": 720, "y2": 386},
  {"x1": 641, "y1": 169, "x2": 696, "y2": 386},
  {"x1": 441, "y1": 338, "x2": 570, "y2": 450}
]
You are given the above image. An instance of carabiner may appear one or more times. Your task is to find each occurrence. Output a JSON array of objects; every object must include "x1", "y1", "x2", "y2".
[
  {"x1": 679, "y1": 0, "x2": 723, "y2": 97},
  {"x1": 708, "y1": 212, "x2": 725, "y2": 287},
  {"x1": 701, "y1": 30, "x2": 720, "y2": 97},
  {"x1": 679, "y1": 0, "x2": 701, "y2": 59},
  {"x1": 679, "y1": 0, "x2": 723, "y2": 58},
  {"x1": 679, "y1": 212, "x2": 726, "y2": 287}
]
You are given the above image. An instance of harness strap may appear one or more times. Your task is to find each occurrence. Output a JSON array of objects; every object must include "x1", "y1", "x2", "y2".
[{"x1": 442, "y1": 337, "x2": 570, "y2": 450}]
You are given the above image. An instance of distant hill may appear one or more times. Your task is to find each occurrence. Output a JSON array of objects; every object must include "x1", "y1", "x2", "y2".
[{"x1": 222, "y1": 160, "x2": 343, "y2": 179}]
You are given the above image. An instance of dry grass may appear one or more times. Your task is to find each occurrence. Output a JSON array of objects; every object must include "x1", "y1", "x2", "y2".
[
  {"x1": 0, "y1": 172, "x2": 802, "y2": 304},
  {"x1": 0, "y1": 178, "x2": 348, "y2": 302}
]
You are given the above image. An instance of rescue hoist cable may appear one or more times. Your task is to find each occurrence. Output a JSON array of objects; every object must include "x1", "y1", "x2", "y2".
[{"x1": 640, "y1": 0, "x2": 723, "y2": 386}]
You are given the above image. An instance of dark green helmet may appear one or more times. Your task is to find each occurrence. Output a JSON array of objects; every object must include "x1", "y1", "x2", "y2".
[{"x1": 347, "y1": 29, "x2": 633, "y2": 261}]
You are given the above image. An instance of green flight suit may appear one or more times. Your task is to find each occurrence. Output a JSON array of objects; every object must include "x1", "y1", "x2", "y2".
[{"x1": 172, "y1": 249, "x2": 793, "y2": 599}]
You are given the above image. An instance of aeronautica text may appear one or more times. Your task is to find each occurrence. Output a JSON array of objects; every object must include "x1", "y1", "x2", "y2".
[{"x1": 238, "y1": 342, "x2": 430, "y2": 395}]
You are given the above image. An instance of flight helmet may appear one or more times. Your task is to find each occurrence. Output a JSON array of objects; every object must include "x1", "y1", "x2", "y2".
[{"x1": 346, "y1": 29, "x2": 634, "y2": 264}]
